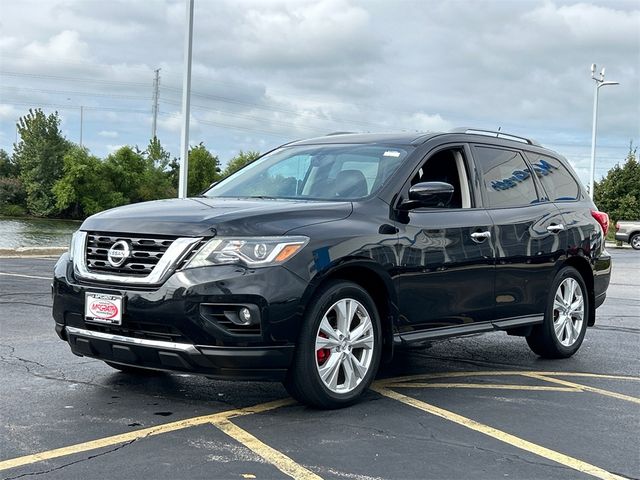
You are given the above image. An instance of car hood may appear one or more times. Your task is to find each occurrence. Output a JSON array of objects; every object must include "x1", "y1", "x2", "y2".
[{"x1": 80, "y1": 197, "x2": 353, "y2": 237}]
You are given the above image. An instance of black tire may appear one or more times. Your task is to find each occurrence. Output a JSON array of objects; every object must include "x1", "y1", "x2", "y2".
[
  {"x1": 104, "y1": 361, "x2": 163, "y2": 375},
  {"x1": 526, "y1": 266, "x2": 589, "y2": 359},
  {"x1": 630, "y1": 233, "x2": 640, "y2": 250},
  {"x1": 284, "y1": 281, "x2": 382, "y2": 409}
]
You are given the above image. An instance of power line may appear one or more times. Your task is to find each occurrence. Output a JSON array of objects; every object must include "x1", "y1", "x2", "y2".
[{"x1": 0, "y1": 84, "x2": 151, "y2": 101}]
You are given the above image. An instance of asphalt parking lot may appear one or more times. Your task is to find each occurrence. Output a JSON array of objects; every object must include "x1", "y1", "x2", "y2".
[{"x1": 1, "y1": 249, "x2": 638, "y2": 480}]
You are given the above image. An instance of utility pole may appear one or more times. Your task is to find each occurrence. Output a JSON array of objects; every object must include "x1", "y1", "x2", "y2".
[
  {"x1": 178, "y1": 0, "x2": 194, "y2": 199},
  {"x1": 151, "y1": 68, "x2": 161, "y2": 139},
  {"x1": 588, "y1": 64, "x2": 619, "y2": 198},
  {"x1": 80, "y1": 105, "x2": 84, "y2": 147}
]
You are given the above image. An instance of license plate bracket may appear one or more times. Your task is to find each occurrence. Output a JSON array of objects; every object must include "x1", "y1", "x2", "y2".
[{"x1": 85, "y1": 293, "x2": 123, "y2": 326}]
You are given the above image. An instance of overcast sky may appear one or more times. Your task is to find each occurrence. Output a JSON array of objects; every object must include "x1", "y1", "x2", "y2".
[{"x1": 0, "y1": 0, "x2": 638, "y2": 183}]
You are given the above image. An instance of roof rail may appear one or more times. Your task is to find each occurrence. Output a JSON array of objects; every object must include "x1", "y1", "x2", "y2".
[
  {"x1": 325, "y1": 131, "x2": 356, "y2": 136},
  {"x1": 450, "y1": 127, "x2": 541, "y2": 146}
]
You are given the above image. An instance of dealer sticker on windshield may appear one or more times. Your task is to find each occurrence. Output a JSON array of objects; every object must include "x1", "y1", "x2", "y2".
[{"x1": 85, "y1": 293, "x2": 123, "y2": 325}]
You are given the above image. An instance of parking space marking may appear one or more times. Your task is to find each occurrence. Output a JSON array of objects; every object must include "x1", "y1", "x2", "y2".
[
  {"x1": 0, "y1": 398, "x2": 295, "y2": 472},
  {"x1": 384, "y1": 382, "x2": 579, "y2": 392},
  {"x1": 0, "y1": 272, "x2": 51, "y2": 280},
  {"x1": 372, "y1": 386, "x2": 627, "y2": 480},
  {"x1": 214, "y1": 419, "x2": 322, "y2": 480},
  {"x1": 379, "y1": 370, "x2": 640, "y2": 386},
  {"x1": 523, "y1": 373, "x2": 640, "y2": 405}
]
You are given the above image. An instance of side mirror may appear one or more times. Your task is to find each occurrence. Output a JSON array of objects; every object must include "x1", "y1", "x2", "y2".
[{"x1": 401, "y1": 181, "x2": 454, "y2": 209}]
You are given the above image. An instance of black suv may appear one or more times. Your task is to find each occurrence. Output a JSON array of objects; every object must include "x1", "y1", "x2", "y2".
[{"x1": 52, "y1": 129, "x2": 612, "y2": 408}]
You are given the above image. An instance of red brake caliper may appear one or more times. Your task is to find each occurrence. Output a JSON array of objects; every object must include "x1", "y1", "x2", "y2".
[{"x1": 317, "y1": 332, "x2": 330, "y2": 365}]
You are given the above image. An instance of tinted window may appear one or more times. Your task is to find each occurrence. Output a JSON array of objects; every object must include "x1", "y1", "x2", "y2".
[
  {"x1": 473, "y1": 146, "x2": 539, "y2": 208},
  {"x1": 524, "y1": 152, "x2": 579, "y2": 201}
]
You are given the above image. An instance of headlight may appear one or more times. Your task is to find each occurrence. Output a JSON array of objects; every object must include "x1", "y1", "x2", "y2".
[
  {"x1": 185, "y1": 236, "x2": 309, "y2": 269},
  {"x1": 68, "y1": 230, "x2": 81, "y2": 262}
]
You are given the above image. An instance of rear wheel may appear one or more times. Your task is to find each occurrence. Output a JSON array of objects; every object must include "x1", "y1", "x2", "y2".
[
  {"x1": 630, "y1": 233, "x2": 640, "y2": 250},
  {"x1": 104, "y1": 361, "x2": 163, "y2": 375},
  {"x1": 284, "y1": 281, "x2": 381, "y2": 409},
  {"x1": 526, "y1": 266, "x2": 589, "y2": 358}
]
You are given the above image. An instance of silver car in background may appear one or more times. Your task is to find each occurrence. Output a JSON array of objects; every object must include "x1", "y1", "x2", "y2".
[{"x1": 615, "y1": 220, "x2": 640, "y2": 250}]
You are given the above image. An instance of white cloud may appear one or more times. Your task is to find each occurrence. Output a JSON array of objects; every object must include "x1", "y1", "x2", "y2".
[
  {"x1": 98, "y1": 130, "x2": 118, "y2": 138},
  {"x1": 106, "y1": 144, "x2": 125, "y2": 153},
  {"x1": 22, "y1": 30, "x2": 91, "y2": 62},
  {"x1": 0, "y1": 104, "x2": 19, "y2": 120}
]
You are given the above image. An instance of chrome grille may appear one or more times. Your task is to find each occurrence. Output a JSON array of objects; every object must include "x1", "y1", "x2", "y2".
[{"x1": 86, "y1": 233, "x2": 177, "y2": 276}]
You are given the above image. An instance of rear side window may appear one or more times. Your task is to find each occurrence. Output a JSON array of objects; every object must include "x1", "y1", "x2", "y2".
[
  {"x1": 524, "y1": 152, "x2": 579, "y2": 201},
  {"x1": 473, "y1": 146, "x2": 539, "y2": 208}
]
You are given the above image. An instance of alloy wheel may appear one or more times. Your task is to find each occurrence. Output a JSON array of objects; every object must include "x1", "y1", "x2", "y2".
[
  {"x1": 552, "y1": 277, "x2": 584, "y2": 347},
  {"x1": 314, "y1": 298, "x2": 375, "y2": 394}
]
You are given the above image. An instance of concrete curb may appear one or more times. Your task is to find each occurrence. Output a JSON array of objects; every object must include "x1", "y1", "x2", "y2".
[
  {"x1": 0, "y1": 246, "x2": 67, "y2": 257},
  {"x1": 605, "y1": 241, "x2": 632, "y2": 249}
]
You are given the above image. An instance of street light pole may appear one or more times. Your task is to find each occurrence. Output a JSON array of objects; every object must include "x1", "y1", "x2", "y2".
[
  {"x1": 178, "y1": 0, "x2": 194, "y2": 199},
  {"x1": 588, "y1": 64, "x2": 619, "y2": 199}
]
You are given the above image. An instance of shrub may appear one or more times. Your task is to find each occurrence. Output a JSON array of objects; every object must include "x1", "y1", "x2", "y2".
[
  {"x1": 0, "y1": 177, "x2": 27, "y2": 206},
  {"x1": 0, "y1": 204, "x2": 27, "y2": 216}
]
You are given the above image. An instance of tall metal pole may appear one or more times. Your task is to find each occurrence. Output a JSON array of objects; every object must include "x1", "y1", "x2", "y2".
[
  {"x1": 588, "y1": 85, "x2": 599, "y2": 198},
  {"x1": 178, "y1": 0, "x2": 194, "y2": 199},
  {"x1": 588, "y1": 64, "x2": 619, "y2": 199},
  {"x1": 80, "y1": 105, "x2": 84, "y2": 148},
  {"x1": 151, "y1": 68, "x2": 161, "y2": 139}
]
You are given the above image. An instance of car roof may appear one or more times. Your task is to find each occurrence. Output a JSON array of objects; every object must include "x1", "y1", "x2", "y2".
[
  {"x1": 286, "y1": 130, "x2": 552, "y2": 151},
  {"x1": 287, "y1": 132, "x2": 442, "y2": 146}
]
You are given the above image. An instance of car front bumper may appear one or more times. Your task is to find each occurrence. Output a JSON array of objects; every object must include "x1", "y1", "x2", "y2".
[{"x1": 52, "y1": 254, "x2": 307, "y2": 380}]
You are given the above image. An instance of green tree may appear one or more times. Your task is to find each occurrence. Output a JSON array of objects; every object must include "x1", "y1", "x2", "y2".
[
  {"x1": 187, "y1": 143, "x2": 221, "y2": 195},
  {"x1": 145, "y1": 137, "x2": 171, "y2": 169},
  {"x1": 594, "y1": 143, "x2": 640, "y2": 223},
  {"x1": 222, "y1": 150, "x2": 260, "y2": 178},
  {"x1": 102, "y1": 146, "x2": 148, "y2": 203},
  {"x1": 0, "y1": 149, "x2": 18, "y2": 177},
  {"x1": 53, "y1": 146, "x2": 126, "y2": 218},
  {"x1": 103, "y1": 145, "x2": 174, "y2": 204},
  {"x1": 13, "y1": 109, "x2": 71, "y2": 216}
]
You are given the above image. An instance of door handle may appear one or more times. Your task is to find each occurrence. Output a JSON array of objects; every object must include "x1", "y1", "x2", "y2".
[
  {"x1": 470, "y1": 231, "x2": 491, "y2": 242},
  {"x1": 546, "y1": 224, "x2": 565, "y2": 233}
]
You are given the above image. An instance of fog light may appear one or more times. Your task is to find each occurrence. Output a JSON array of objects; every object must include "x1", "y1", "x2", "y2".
[{"x1": 239, "y1": 307, "x2": 252, "y2": 324}]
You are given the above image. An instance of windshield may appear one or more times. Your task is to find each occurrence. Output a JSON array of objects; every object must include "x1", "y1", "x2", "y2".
[{"x1": 205, "y1": 144, "x2": 411, "y2": 201}]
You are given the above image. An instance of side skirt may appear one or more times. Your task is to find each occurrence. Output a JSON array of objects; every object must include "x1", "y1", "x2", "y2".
[{"x1": 393, "y1": 315, "x2": 544, "y2": 346}]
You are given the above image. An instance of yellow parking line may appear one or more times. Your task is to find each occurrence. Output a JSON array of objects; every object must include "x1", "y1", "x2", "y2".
[
  {"x1": 523, "y1": 373, "x2": 640, "y2": 405},
  {"x1": 372, "y1": 386, "x2": 626, "y2": 480},
  {"x1": 378, "y1": 370, "x2": 640, "y2": 386},
  {"x1": 214, "y1": 419, "x2": 322, "y2": 480},
  {"x1": 0, "y1": 398, "x2": 295, "y2": 472},
  {"x1": 385, "y1": 382, "x2": 579, "y2": 392}
]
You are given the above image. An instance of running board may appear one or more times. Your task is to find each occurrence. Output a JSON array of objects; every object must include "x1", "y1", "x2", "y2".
[{"x1": 394, "y1": 315, "x2": 543, "y2": 345}]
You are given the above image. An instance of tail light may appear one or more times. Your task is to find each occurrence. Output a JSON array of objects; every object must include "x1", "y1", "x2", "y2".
[{"x1": 591, "y1": 210, "x2": 609, "y2": 235}]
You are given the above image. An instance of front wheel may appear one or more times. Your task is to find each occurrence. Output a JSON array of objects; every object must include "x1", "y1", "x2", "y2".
[
  {"x1": 526, "y1": 266, "x2": 589, "y2": 358},
  {"x1": 284, "y1": 281, "x2": 382, "y2": 409},
  {"x1": 630, "y1": 233, "x2": 640, "y2": 250}
]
